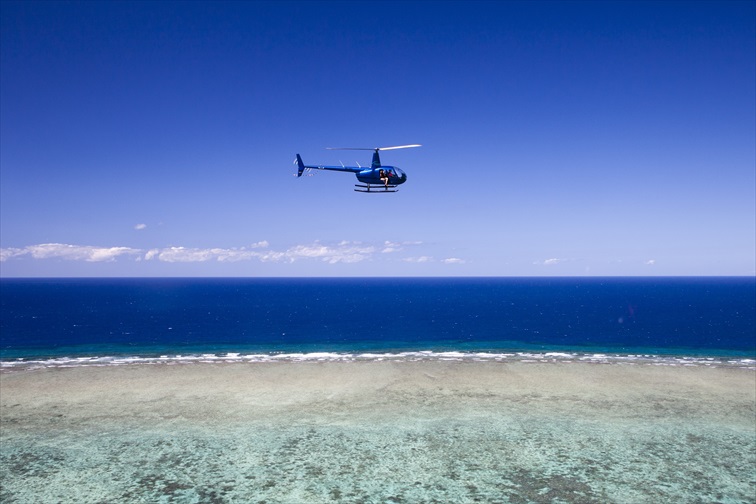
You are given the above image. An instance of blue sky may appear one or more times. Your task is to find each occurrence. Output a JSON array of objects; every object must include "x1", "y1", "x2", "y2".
[{"x1": 1, "y1": 0, "x2": 754, "y2": 277}]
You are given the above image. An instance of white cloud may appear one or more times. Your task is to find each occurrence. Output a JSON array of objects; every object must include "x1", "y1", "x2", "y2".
[
  {"x1": 442, "y1": 257, "x2": 465, "y2": 264},
  {"x1": 29, "y1": 243, "x2": 137, "y2": 262},
  {"x1": 141, "y1": 241, "x2": 377, "y2": 264},
  {"x1": 134, "y1": 223, "x2": 147, "y2": 231},
  {"x1": 382, "y1": 242, "x2": 402, "y2": 253},
  {"x1": 644, "y1": 259, "x2": 656, "y2": 266},
  {"x1": 285, "y1": 242, "x2": 376, "y2": 264},
  {"x1": 0, "y1": 247, "x2": 26, "y2": 262},
  {"x1": 382, "y1": 240, "x2": 422, "y2": 254},
  {"x1": 256, "y1": 250, "x2": 288, "y2": 262},
  {"x1": 144, "y1": 246, "x2": 266, "y2": 263},
  {"x1": 146, "y1": 247, "x2": 218, "y2": 263},
  {"x1": 381, "y1": 240, "x2": 423, "y2": 254},
  {"x1": 403, "y1": 256, "x2": 433, "y2": 263},
  {"x1": 286, "y1": 244, "x2": 331, "y2": 259},
  {"x1": 0, "y1": 243, "x2": 141, "y2": 262},
  {"x1": 537, "y1": 258, "x2": 565, "y2": 266}
]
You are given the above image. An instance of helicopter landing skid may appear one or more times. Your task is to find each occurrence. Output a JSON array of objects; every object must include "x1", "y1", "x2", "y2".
[{"x1": 354, "y1": 184, "x2": 398, "y2": 193}]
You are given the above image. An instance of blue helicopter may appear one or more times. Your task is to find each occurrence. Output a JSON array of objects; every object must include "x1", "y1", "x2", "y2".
[{"x1": 294, "y1": 144, "x2": 421, "y2": 192}]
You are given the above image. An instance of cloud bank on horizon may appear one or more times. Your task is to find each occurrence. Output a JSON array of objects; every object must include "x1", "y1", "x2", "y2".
[
  {"x1": 0, "y1": 241, "x2": 670, "y2": 275},
  {"x1": 0, "y1": 240, "x2": 466, "y2": 267}
]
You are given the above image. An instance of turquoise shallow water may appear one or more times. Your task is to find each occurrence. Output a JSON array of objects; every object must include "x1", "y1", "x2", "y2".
[
  {"x1": 3, "y1": 419, "x2": 754, "y2": 503},
  {"x1": 1, "y1": 361, "x2": 754, "y2": 503}
]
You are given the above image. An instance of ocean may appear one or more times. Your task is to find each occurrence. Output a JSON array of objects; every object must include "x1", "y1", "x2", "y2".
[
  {"x1": 1, "y1": 277, "x2": 754, "y2": 366},
  {"x1": 1, "y1": 277, "x2": 755, "y2": 503}
]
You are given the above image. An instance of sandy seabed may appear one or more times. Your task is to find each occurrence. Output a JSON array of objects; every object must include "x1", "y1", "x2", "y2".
[{"x1": 1, "y1": 361, "x2": 754, "y2": 503}]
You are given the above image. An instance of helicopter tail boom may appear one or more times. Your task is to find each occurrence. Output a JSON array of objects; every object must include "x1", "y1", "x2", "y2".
[{"x1": 294, "y1": 153, "x2": 362, "y2": 175}]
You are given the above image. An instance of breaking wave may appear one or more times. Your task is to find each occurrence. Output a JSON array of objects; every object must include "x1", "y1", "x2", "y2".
[{"x1": 2, "y1": 351, "x2": 754, "y2": 372}]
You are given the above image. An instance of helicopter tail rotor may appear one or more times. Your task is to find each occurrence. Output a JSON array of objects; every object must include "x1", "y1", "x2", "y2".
[{"x1": 294, "y1": 154, "x2": 306, "y2": 177}]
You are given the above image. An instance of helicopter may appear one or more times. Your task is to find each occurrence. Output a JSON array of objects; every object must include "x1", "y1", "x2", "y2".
[{"x1": 294, "y1": 144, "x2": 420, "y2": 192}]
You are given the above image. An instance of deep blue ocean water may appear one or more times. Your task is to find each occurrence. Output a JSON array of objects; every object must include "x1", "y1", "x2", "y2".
[{"x1": 1, "y1": 277, "x2": 754, "y2": 365}]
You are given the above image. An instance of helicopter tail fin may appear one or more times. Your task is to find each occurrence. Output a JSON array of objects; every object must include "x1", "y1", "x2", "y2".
[{"x1": 295, "y1": 154, "x2": 306, "y2": 177}]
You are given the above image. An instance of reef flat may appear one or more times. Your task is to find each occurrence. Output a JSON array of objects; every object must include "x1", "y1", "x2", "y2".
[{"x1": 1, "y1": 361, "x2": 754, "y2": 503}]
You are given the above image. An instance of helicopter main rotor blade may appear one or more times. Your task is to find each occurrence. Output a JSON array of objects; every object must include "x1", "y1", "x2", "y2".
[
  {"x1": 326, "y1": 147, "x2": 374, "y2": 151},
  {"x1": 376, "y1": 144, "x2": 422, "y2": 151},
  {"x1": 326, "y1": 144, "x2": 421, "y2": 151}
]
